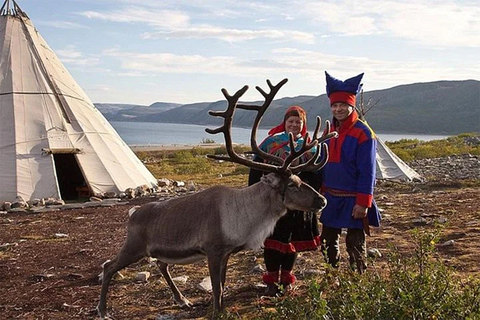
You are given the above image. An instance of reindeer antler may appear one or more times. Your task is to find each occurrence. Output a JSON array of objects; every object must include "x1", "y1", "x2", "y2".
[
  {"x1": 289, "y1": 117, "x2": 338, "y2": 173},
  {"x1": 205, "y1": 79, "x2": 337, "y2": 175},
  {"x1": 236, "y1": 78, "x2": 288, "y2": 166}
]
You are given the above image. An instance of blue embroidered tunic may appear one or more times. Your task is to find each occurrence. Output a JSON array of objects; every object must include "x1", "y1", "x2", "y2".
[{"x1": 320, "y1": 111, "x2": 381, "y2": 229}]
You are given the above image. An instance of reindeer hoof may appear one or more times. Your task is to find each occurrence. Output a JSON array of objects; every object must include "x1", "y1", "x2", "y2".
[
  {"x1": 96, "y1": 305, "x2": 111, "y2": 319},
  {"x1": 175, "y1": 297, "x2": 192, "y2": 309}
]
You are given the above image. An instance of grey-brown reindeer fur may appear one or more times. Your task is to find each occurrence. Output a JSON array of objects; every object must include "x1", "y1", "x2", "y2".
[
  {"x1": 97, "y1": 77, "x2": 335, "y2": 318},
  {"x1": 97, "y1": 172, "x2": 326, "y2": 318}
]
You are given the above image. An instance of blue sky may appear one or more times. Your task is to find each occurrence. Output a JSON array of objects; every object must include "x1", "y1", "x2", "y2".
[{"x1": 13, "y1": 0, "x2": 480, "y2": 105}]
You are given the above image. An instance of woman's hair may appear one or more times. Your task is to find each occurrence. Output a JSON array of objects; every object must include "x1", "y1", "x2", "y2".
[{"x1": 283, "y1": 107, "x2": 306, "y2": 124}]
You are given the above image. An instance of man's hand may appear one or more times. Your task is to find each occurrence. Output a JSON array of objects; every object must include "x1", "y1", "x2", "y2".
[{"x1": 352, "y1": 204, "x2": 368, "y2": 219}]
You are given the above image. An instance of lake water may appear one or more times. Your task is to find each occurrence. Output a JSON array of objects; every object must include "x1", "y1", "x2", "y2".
[{"x1": 110, "y1": 121, "x2": 451, "y2": 146}]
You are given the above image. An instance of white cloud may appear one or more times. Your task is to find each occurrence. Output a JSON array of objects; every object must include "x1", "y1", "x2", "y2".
[
  {"x1": 116, "y1": 72, "x2": 150, "y2": 77},
  {"x1": 30, "y1": 0, "x2": 477, "y2": 104},
  {"x1": 142, "y1": 26, "x2": 315, "y2": 43},
  {"x1": 56, "y1": 46, "x2": 83, "y2": 58},
  {"x1": 38, "y1": 21, "x2": 89, "y2": 29},
  {"x1": 91, "y1": 84, "x2": 114, "y2": 92},
  {"x1": 300, "y1": 0, "x2": 480, "y2": 47},
  {"x1": 73, "y1": 1, "x2": 480, "y2": 47},
  {"x1": 56, "y1": 46, "x2": 99, "y2": 66},
  {"x1": 381, "y1": 2, "x2": 480, "y2": 47},
  {"x1": 101, "y1": 47, "x2": 474, "y2": 87},
  {"x1": 79, "y1": 3, "x2": 314, "y2": 44},
  {"x1": 104, "y1": 49, "x2": 240, "y2": 74},
  {"x1": 300, "y1": 1, "x2": 378, "y2": 36},
  {"x1": 79, "y1": 6, "x2": 190, "y2": 28}
]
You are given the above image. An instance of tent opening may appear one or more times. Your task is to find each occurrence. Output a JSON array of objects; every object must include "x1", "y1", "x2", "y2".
[{"x1": 53, "y1": 154, "x2": 90, "y2": 200}]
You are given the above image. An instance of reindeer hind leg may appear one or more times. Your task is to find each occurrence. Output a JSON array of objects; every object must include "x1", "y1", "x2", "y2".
[{"x1": 156, "y1": 261, "x2": 192, "y2": 308}]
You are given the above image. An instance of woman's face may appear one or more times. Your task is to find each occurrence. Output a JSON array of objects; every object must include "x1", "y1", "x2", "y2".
[{"x1": 285, "y1": 115, "x2": 303, "y2": 136}]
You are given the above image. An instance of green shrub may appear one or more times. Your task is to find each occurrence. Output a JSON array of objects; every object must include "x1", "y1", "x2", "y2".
[
  {"x1": 231, "y1": 166, "x2": 250, "y2": 175},
  {"x1": 145, "y1": 161, "x2": 174, "y2": 176},
  {"x1": 257, "y1": 227, "x2": 480, "y2": 320},
  {"x1": 386, "y1": 133, "x2": 480, "y2": 161},
  {"x1": 172, "y1": 151, "x2": 213, "y2": 174},
  {"x1": 211, "y1": 145, "x2": 251, "y2": 156},
  {"x1": 391, "y1": 148, "x2": 414, "y2": 162},
  {"x1": 190, "y1": 146, "x2": 213, "y2": 156},
  {"x1": 172, "y1": 150, "x2": 196, "y2": 162}
]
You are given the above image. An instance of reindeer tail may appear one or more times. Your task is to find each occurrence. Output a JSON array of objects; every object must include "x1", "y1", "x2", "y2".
[{"x1": 128, "y1": 205, "x2": 141, "y2": 217}]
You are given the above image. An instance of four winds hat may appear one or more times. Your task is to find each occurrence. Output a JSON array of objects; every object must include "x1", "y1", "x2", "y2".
[{"x1": 325, "y1": 71, "x2": 364, "y2": 107}]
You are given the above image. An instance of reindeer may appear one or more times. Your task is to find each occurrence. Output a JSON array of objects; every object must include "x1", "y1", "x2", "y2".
[{"x1": 96, "y1": 79, "x2": 337, "y2": 319}]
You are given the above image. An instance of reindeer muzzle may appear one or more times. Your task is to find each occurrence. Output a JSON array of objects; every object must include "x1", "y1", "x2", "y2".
[{"x1": 314, "y1": 195, "x2": 327, "y2": 211}]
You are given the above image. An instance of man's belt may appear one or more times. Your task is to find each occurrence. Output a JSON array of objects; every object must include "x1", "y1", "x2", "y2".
[
  {"x1": 323, "y1": 187, "x2": 356, "y2": 197},
  {"x1": 323, "y1": 187, "x2": 371, "y2": 236}
]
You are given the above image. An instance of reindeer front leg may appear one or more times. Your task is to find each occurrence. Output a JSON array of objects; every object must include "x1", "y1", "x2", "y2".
[
  {"x1": 207, "y1": 253, "x2": 226, "y2": 312},
  {"x1": 220, "y1": 253, "x2": 231, "y2": 308}
]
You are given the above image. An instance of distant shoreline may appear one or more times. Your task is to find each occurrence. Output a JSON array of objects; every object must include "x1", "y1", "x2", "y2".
[
  {"x1": 112, "y1": 122, "x2": 453, "y2": 147},
  {"x1": 130, "y1": 143, "x2": 227, "y2": 152},
  {"x1": 128, "y1": 132, "x2": 455, "y2": 152}
]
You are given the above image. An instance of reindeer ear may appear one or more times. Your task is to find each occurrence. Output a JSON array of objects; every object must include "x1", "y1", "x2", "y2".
[{"x1": 261, "y1": 173, "x2": 283, "y2": 189}]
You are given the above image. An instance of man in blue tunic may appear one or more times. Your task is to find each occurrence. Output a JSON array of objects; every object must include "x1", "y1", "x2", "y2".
[{"x1": 319, "y1": 71, "x2": 381, "y2": 273}]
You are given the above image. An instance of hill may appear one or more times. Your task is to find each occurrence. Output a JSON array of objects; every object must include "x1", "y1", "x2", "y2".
[
  {"x1": 96, "y1": 102, "x2": 181, "y2": 121},
  {"x1": 95, "y1": 80, "x2": 480, "y2": 135}
]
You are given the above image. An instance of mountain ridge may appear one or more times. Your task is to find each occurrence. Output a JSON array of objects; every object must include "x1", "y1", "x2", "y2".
[{"x1": 95, "y1": 80, "x2": 480, "y2": 135}]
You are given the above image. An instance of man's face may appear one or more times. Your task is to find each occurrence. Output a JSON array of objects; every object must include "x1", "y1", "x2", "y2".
[{"x1": 330, "y1": 102, "x2": 354, "y2": 123}]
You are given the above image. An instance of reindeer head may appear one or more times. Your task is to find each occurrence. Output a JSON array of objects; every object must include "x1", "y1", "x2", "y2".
[{"x1": 261, "y1": 173, "x2": 327, "y2": 212}]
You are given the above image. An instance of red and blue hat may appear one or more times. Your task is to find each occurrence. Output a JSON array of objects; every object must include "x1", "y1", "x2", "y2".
[{"x1": 325, "y1": 71, "x2": 364, "y2": 107}]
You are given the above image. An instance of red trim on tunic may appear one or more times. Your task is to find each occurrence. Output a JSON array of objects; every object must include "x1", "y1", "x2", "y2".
[
  {"x1": 328, "y1": 133, "x2": 343, "y2": 163},
  {"x1": 329, "y1": 111, "x2": 361, "y2": 163},
  {"x1": 356, "y1": 193, "x2": 373, "y2": 207},
  {"x1": 348, "y1": 126, "x2": 367, "y2": 142}
]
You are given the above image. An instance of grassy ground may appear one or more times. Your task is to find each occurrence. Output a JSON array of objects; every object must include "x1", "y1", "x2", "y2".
[
  {"x1": 1, "y1": 134, "x2": 478, "y2": 319},
  {"x1": 136, "y1": 133, "x2": 480, "y2": 188},
  {"x1": 128, "y1": 132, "x2": 480, "y2": 319}
]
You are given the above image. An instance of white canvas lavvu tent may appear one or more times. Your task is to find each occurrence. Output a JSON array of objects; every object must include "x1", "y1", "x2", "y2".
[
  {"x1": 358, "y1": 93, "x2": 423, "y2": 182},
  {"x1": 0, "y1": 0, "x2": 157, "y2": 202},
  {"x1": 375, "y1": 137, "x2": 423, "y2": 182}
]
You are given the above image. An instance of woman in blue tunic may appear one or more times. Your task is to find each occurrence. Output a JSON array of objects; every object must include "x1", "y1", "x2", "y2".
[{"x1": 248, "y1": 106, "x2": 321, "y2": 296}]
